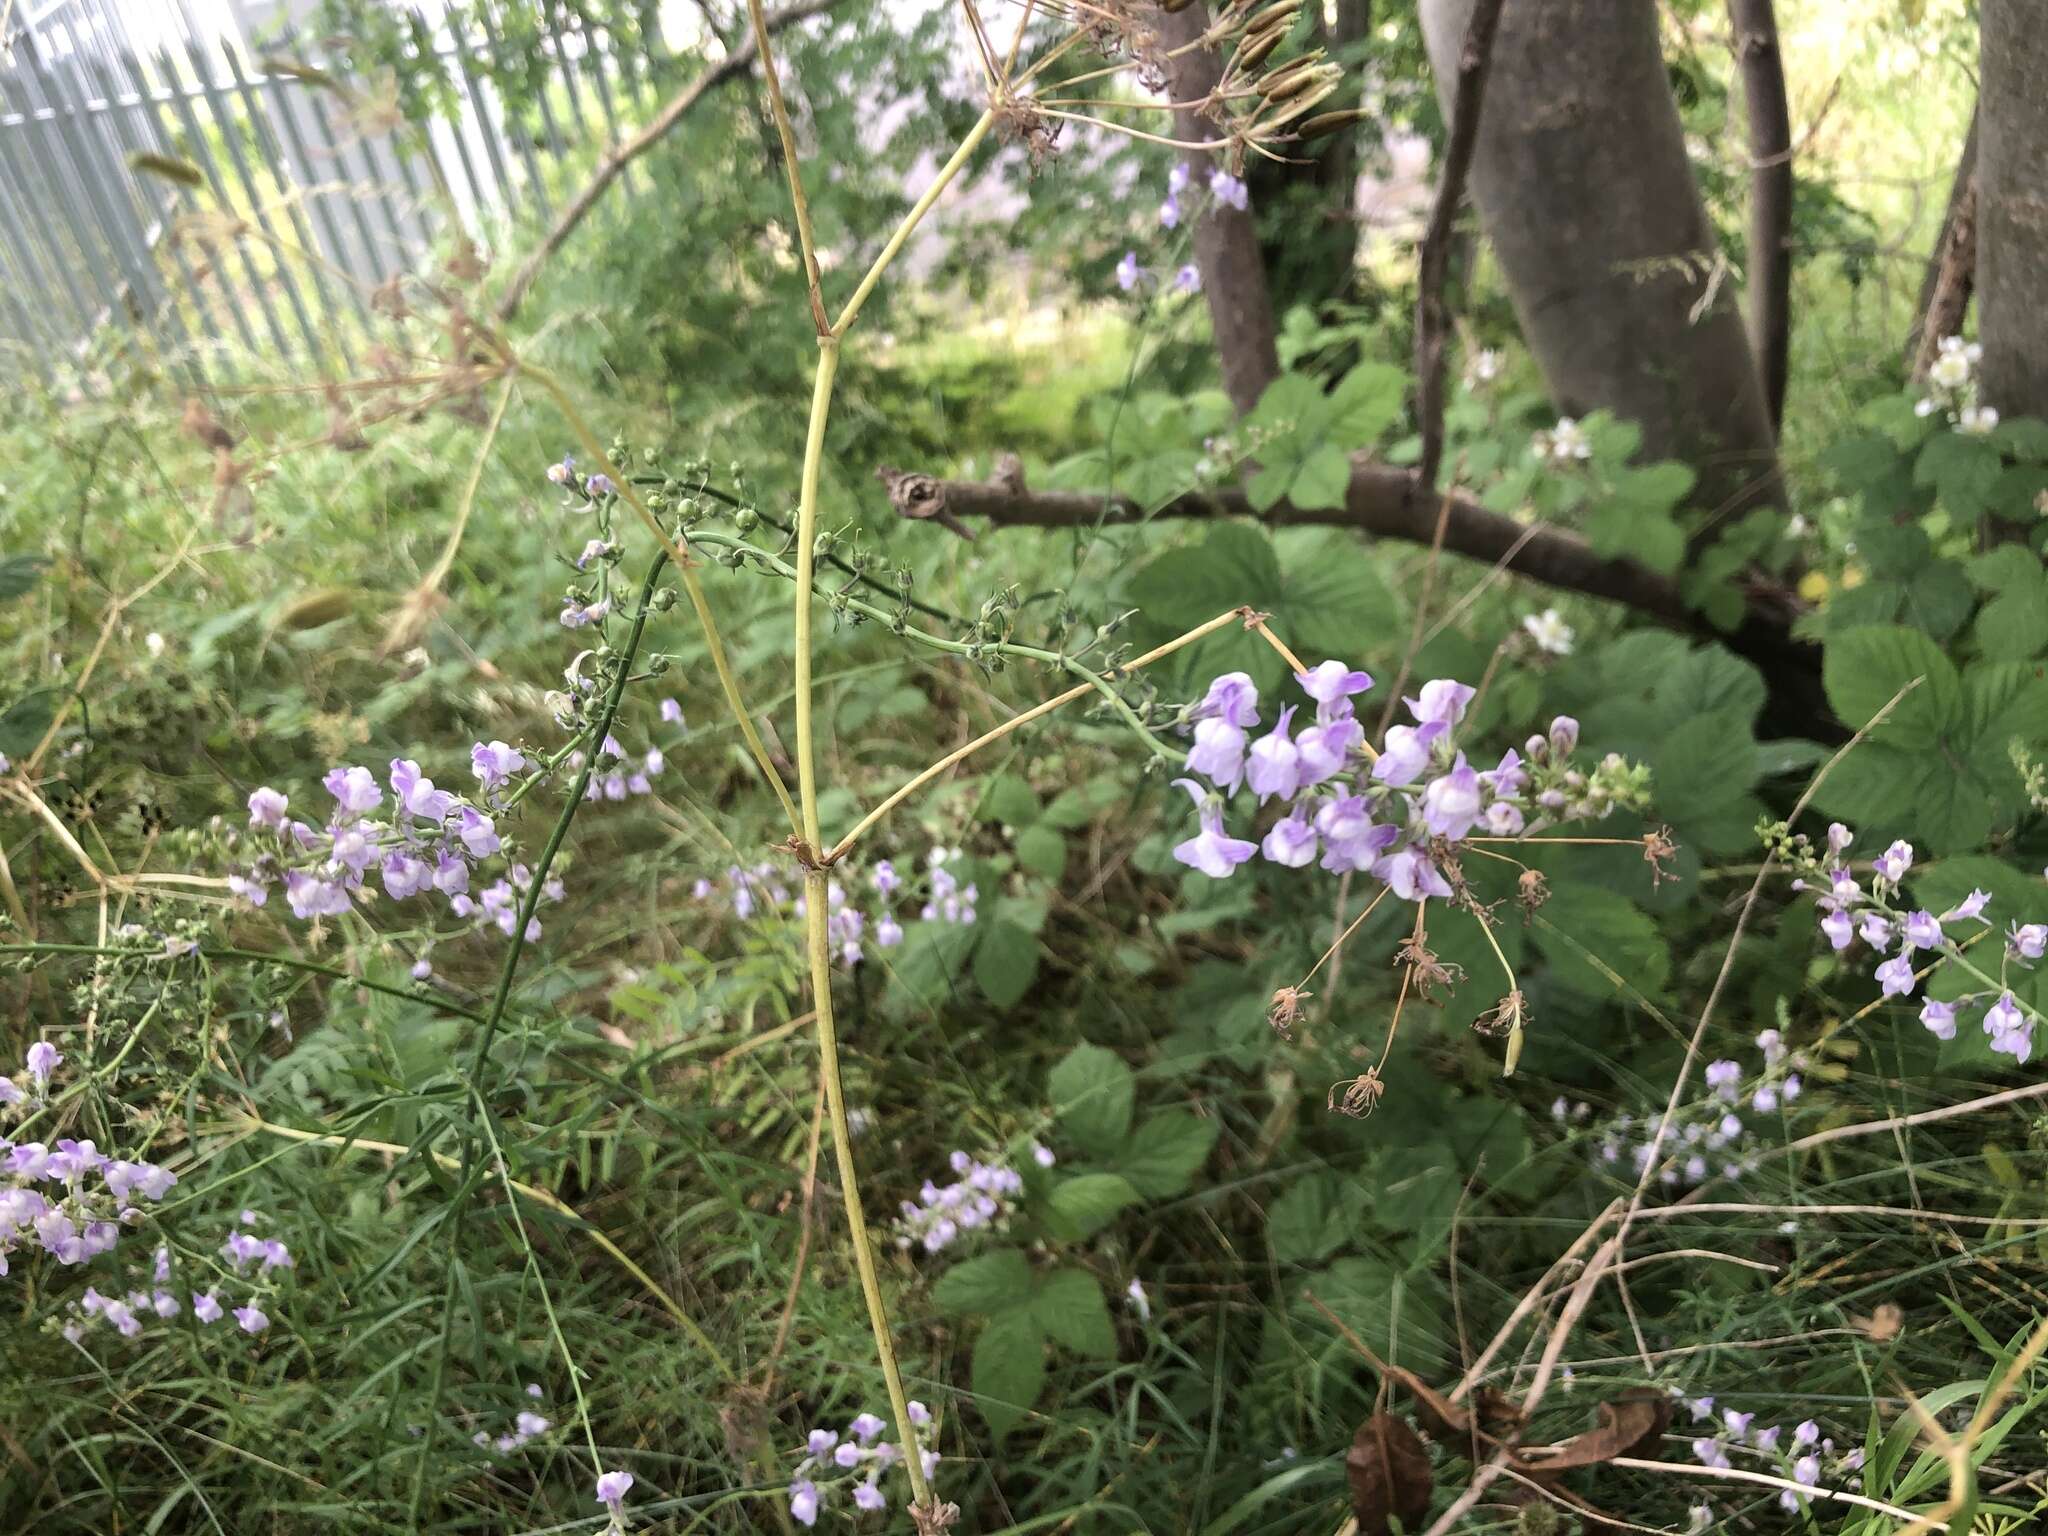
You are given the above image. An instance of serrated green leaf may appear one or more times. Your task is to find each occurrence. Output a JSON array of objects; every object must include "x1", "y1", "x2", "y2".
[
  {"x1": 1288, "y1": 443, "x2": 1352, "y2": 509},
  {"x1": 1115, "y1": 1109, "x2": 1219, "y2": 1197},
  {"x1": 1534, "y1": 883, "x2": 1670, "y2": 1000},
  {"x1": 1915, "y1": 431, "x2": 2003, "y2": 515},
  {"x1": 1323, "y1": 361, "x2": 1406, "y2": 445},
  {"x1": 1267, "y1": 1173, "x2": 1351, "y2": 1264},
  {"x1": 979, "y1": 773, "x2": 1039, "y2": 826},
  {"x1": 1048, "y1": 1044, "x2": 1134, "y2": 1154},
  {"x1": 934, "y1": 1248, "x2": 1034, "y2": 1315},
  {"x1": 1043, "y1": 1173, "x2": 1140, "y2": 1241},
  {"x1": 971, "y1": 1309, "x2": 1045, "y2": 1440},
  {"x1": 1033, "y1": 1268, "x2": 1116, "y2": 1358},
  {"x1": 1014, "y1": 824, "x2": 1067, "y2": 881},
  {"x1": 1822, "y1": 624, "x2": 1962, "y2": 739}
]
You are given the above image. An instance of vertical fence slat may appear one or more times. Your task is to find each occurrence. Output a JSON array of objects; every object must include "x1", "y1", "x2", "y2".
[
  {"x1": 0, "y1": 119, "x2": 98, "y2": 345},
  {"x1": 216, "y1": 37, "x2": 360, "y2": 367},
  {"x1": 156, "y1": 39, "x2": 299, "y2": 364},
  {"x1": 406, "y1": 8, "x2": 492, "y2": 237},
  {"x1": 440, "y1": 11, "x2": 514, "y2": 227},
  {"x1": 567, "y1": 1, "x2": 628, "y2": 193},
  {"x1": 473, "y1": 2, "x2": 550, "y2": 221}
]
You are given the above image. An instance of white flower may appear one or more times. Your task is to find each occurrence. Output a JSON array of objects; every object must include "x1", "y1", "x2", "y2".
[
  {"x1": 1928, "y1": 348, "x2": 1972, "y2": 391},
  {"x1": 143, "y1": 632, "x2": 166, "y2": 658},
  {"x1": 1125, "y1": 1277, "x2": 1150, "y2": 1321},
  {"x1": 1958, "y1": 404, "x2": 2000, "y2": 435},
  {"x1": 1538, "y1": 417, "x2": 1592, "y2": 462},
  {"x1": 1466, "y1": 348, "x2": 1502, "y2": 386},
  {"x1": 1521, "y1": 608, "x2": 1575, "y2": 656}
]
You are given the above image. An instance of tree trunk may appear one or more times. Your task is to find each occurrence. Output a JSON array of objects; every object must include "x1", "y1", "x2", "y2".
[
  {"x1": 1976, "y1": 3, "x2": 2048, "y2": 419},
  {"x1": 1418, "y1": 0, "x2": 1786, "y2": 533},
  {"x1": 1160, "y1": 2, "x2": 1282, "y2": 417},
  {"x1": 1904, "y1": 103, "x2": 1978, "y2": 381}
]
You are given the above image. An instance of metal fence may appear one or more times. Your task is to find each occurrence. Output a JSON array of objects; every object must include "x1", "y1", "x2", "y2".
[{"x1": 0, "y1": 0, "x2": 660, "y2": 388}]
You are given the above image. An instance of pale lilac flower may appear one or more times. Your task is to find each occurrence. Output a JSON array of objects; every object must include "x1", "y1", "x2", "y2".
[
  {"x1": 1752, "y1": 1085, "x2": 1779, "y2": 1113},
  {"x1": 0, "y1": 1077, "x2": 19, "y2": 1106},
  {"x1": 848, "y1": 1412, "x2": 886, "y2": 1443},
  {"x1": 1819, "y1": 909, "x2": 1853, "y2": 951},
  {"x1": 1208, "y1": 168, "x2": 1249, "y2": 210},
  {"x1": 1314, "y1": 794, "x2": 1384, "y2": 873},
  {"x1": 1874, "y1": 951, "x2": 1917, "y2": 998},
  {"x1": 1900, "y1": 910, "x2": 1943, "y2": 950},
  {"x1": 1196, "y1": 672, "x2": 1260, "y2": 729},
  {"x1": 1296, "y1": 661, "x2": 1374, "y2": 715},
  {"x1": 1371, "y1": 721, "x2": 1445, "y2": 787},
  {"x1": 1170, "y1": 780, "x2": 1257, "y2": 878},
  {"x1": 411, "y1": 958, "x2": 433, "y2": 981},
  {"x1": 1482, "y1": 800, "x2": 1525, "y2": 835},
  {"x1": 1858, "y1": 912, "x2": 1893, "y2": 950},
  {"x1": 1115, "y1": 251, "x2": 1144, "y2": 292},
  {"x1": 1420, "y1": 754, "x2": 1484, "y2": 840},
  {"x1": 2010, "y1": 923, "x2": 2047, "y2": 962},
  {"x1": 876, "y1": 914, "x2": 904, "y2": 947},
  {"x1": 457, "y1": 808, "x2": 500, "y2": 858},
  {"x1": 789, "y1": 1478, "x2": 820, "y2": 1526},
  {"x1": 1245, "y1": 707, "x2": 1302, "y2": 803},
  {"x1": 852, "y1": 1480, "x2": 886, "y2": 1512},
  {"x1": 1986, "y1": 992, "x2": 2031, "y2": 1061},
  {"x1": 1158, "y1": 195, "x2": 1180, "y2": 229},
  {"x1": 1704, "y1": 1060, "x2": 1741, "y2": 1099},
  {"x1": 1185, "y1": 716, "x2": 1248, "y2": 793},
  {"x1": 1690, "y1": 1438, "x2": 1730, "y2": 1470},
  {"x1": 323, "y1": 765, "x2": 382, "y2": 815},
  {"x1": 560, "y1": 596, "x2": 610, "y2": 629},
  {"x1": 547, "y1": 454, "x2": 575, "y2": 485},
  {"x1": 526, "y1": 1383, "x2": 544, "y2": 1398},
  {"x1": 1376, "y1": 846, "x2": 1453, "y2": 903},
  {"x1": 574, "y1": 538, "x2": 611, "y2": 570},
  {"x1": 1173, "y1": 263, "x2": 1201, "y2": 294},
  {"x1": 516, "y1": 1411, "x2": 550, "y2": 1437},
  {"x1": 908, "y1": 1401, "x2": 933, "y2": 1427},
  {"x1": 1722, "y1": 1409, "x2": 1754, "y2": 1439},
  {"x1": 596, "y1": 1469, "x2": 635, "y2": 1512},
  {"x1": 1684, "y1": 1397, "x2": 1716, "y2": 1423},
  {"x1": 1169, "y1": 162, "x2": 1192, "y2": 196},
  {"x1": 1295, "y1": 716, "x2": 1362, "y2": 784},
  {"x1": 1942, "y1": 889, "x2": 1991, "y2": 922},
  {"x1": 1407, "y1": 679, "x2": 1475, "y2": 730},
  {"x1": 234, "y1": 1303, "x2": 269, "y2": 1334},
  {"x1": 193, "y1": 1290, "x2": 223, "y2": 1323},
  {"x1": 1548, "y1": 716, "x2": 1580, "y2": 754},
  {"x1": 806, "y1": 1428, "x2": 837, "y2": 1459},
  {"x1": 1872, "y1": 839, "x2": 1913, "y2": 883},
  {"x1": 1521, "y1": 608, "x2": 1574, "y2": 655},
  {"x1": 659, "y1": 697, "x2": 685, "y2": 726},
  {"x1": 247, "y1": 787, "x2": 288, "y2": 829},
  {"x1": 25, "y1": 1041, "x2": 59, "y2": 1085},
  {"x1": 1126, "y1": 1277, "x2": 1150, "y2": 1320},
  {"x1": 1031, "y1": 1142, "x2": 1056, "y2": 1168},
  {"x1": 833, "y1": 1441, "x2": 862, "y2": 1468},
  {"x1": 585, "y1": 473, "x2": 614, "y2": 498},
  {"x1": 1918, "y1": 998, "x2": 1956, "y2": 1040},
  {"x1": 1753, "y1": 1424, "x2": 1781, "y2": 1452},
  {"x1": 471, "y1": 741, "x2": 526, "y2": 790},
  {"x1": 1262, "y1": 808, "x2": 1318, "y2": 867},
  {"x1": 389, "y1": 760, "x2": 456, "y2": 821}
]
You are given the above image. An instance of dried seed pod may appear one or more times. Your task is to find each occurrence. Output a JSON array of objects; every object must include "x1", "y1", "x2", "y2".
[{"x1": 1296, "y1": 106, "x2": 1374, "y2": 142}]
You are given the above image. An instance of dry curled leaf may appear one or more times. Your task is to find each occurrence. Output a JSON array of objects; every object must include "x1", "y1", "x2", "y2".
[
  {"x1": 1517, "y1": 1390, "x2": 1670, "y2": 1474},
  {"x1": 1347, "y1": 1412, "x2": 1433, "y2": 1535}
]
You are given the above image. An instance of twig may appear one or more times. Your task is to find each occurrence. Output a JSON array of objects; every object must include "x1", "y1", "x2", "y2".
[
  {"x1": 1607, "y1": 1455, "x2": 1919, "y2": 1519},
  {"x1": 1412, "y1": 0, "x2": 1507, "y2": 498}
]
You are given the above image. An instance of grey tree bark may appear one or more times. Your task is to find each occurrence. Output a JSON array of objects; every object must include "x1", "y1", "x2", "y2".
[
  {"x1": 1159, "y1": 2, "x2": 1281, "y2": 416},
  {"x1": 1976, "y1": 2, "x2": 2048, "y2": 420},
  {"x1": 1728, "y1": 0, "x2": 1793, "y2": 432},
  {"x1": 1418, "y1": 0, "x2": 1787, "y2": 535}
]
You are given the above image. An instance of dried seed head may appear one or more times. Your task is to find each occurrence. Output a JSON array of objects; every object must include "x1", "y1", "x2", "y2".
[
  {"x1": 1328, "y1": 1068, "x2": 1386, "y2": 1118},
  {"x1": 1472, "y1": 990, "x2": 1526, "y2": 1040},
  {"x1": 1642, "y1": 827, "x2": 1680, "y2": 886},
  {"x1": 1516, "y1": 867, "x2": 1550, "y2": 918},
  {"x1": 1267, "y1": 985, "x2": 1311, "y2": 1038},
  {"x1": 912, "y1": 1499, "x2": 963, "y2": 1535},
  {"x1": 1395, "y1": 927, "x2": 1463, "y2": 1002}
]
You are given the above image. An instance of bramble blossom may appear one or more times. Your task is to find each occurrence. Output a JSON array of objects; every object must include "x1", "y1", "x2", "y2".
[{"x1": 896, "y1": 1149, "x2": 1024, "y2": 1253}]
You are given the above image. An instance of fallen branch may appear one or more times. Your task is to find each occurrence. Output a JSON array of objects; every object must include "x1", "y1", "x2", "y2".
[
  {"x1": 495, "y1": 0, "x2": 844, "y2": 323},
  {"x1": 877, "y1": 460, "x2": 1820, "y2": 706}
]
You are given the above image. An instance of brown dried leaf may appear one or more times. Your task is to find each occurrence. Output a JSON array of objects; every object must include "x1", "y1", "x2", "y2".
[
  {"x1": 1516, "y1": 1390, "x2": 1670, "y2": 1473},
  {"x1": 1347, "y1": 1412, "x2": 1433, "y2": 1535}
]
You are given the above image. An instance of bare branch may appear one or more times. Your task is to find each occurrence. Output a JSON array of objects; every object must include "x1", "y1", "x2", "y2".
[
  {"x1": 1413, "y1": 0, "x2": 1506, "y2": 500},
  {"x1": 1906, "y1": 101, "x2": 1979, "y2": 381}
]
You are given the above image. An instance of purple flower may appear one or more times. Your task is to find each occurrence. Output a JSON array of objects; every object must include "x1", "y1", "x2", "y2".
[
  {"x1": 457, "y1": 808, "x2": 500, "y2": 858},
  {"x1": 908, "y1": 1400, "x2": 933, "y2": 1426},
  {"x1": 1723, "y1": 1409, "x2": 1755, "y2": 1439},
  {"x1": 1919, "y1": 997, "x2": 1957, "y2": 1040},
  {"x1": 560, "y1": 596, "x2": 611, "y2": 629},
  {"x1": 1421, "y1": 753, "x2": 1484, "y2": 840},
  {"x1": 852, "y1": 1481, "x2": 886, "y2": 1512},
  {"x1": 595, "y1": 1469, "x2": 635, "y2": 1510},
  {"x1": 1872, "y1": 839, "x2": 1914, "y2": 883},
  {"x1": 659, "y1": 697, "x2": 685, "y2": 726},
  {"x1": 547, "y1": 454, "x2": 575, "y2": 485},
  {"x1": 233, "y1": 1303, "x2": 269, "y2": 1334},
  {"x1": 1376, "y1": 846, "x2": 1453, "y2": 903},
  {"x1": 1792, "y1": 1419, "x2": 1820, "y2": 1447},
  {"x1": 1208, "y1": 167, "x2": 1249, "y2": 211},
  {"x1": 574, "y1": 537, "x2": 611, "y2": 570},
  {"x1": 1116, "y1": 251, "x2": 1144, "y2": 292},
  {"x1": 1942, "y1": 888, "x2": 1991, "y2": 922},
  {"x1": 1704, "y1": 1059, "x2": 1740, "y2": 1097},
  {"x1": 1313, "y1": 794, "x2": 1383, "y2": 873},
  {"x1": 1245, "y1": 707, "x2": 1302, "y2": 803},
  {"x1": 1168, "y1": 162, "x2": 1192, "y2": 196},
  {"x1": 1170, "y1": 779, "x2": 1258, "y2": 879},
  {"x1": 1858, "y1": 913, "x2": 1893, "y2": 950},
  {"x1": 1985, "y1": 992, "x2": 2031, "y2": 1061},
  {"x1": 788, "y1": 1477, "x2": 819, "y2": 1527},
  {"x1": 1261, "y1": 808, "x2": 1318, "y2": 867},
  {"x1": 382, "y1": 854, "x2": 433, "y2": 901},
  {"x1": 1482, "y1": 800, "x2": 1525, "y2": 835},
  {"x1": 1900, "y1": 910, "x2": 1943, "y2": 950},
  {"x1": 283, "y1": 872, "x2": 352, "y2": 920},
  {"x1": 832, "y1": 1441, "x2": 862, "y2": 1468},
  {"x1": 389, "y1": 759, "x2": 455, "y2": 821},
  {"x1": 25, "y1": 1041, "x2": 59, "y2": 1085},
  {"x1": 848, "y1": 1412, "x2": 887, "y2": 1443},
  {"x1": 471, "y1": 741, "x2": 527, "y2": 790},
  {"x1": 1173, "y1": 263, "x2": 1201, "y2": 294},
  {"x1": 877, "y1": 914, "x2": 903, "y2": 947},
  {"x1": 247, "y1": 787, "x2": 288, "y2": 829},
  {"x1": 1819, "y1": 908, "x2": 1853, "y2": 951},
  {"x1": 516, "y1": 1411, "x2": 550, "y2": 1437},
  {"x1": 806, "y1": 1428, "x2": 837, "y2": 1459},
  {"x1": 2010, "y1": 923, "x2": 2047, "y2": 962},
  {"x1": 1295, "y1": 716, "x2": 1362, "y2": 784},
  {"x1": 1196, "y1": 672, "x2": 1260, "y2": 729},
  {"x1": 1296, "y1": 661, "x2": 1374, "y2": 714},
  {"x1": 1185, "y1": 716, "x2": 1248, "y2": 793},
  {"x1": 585, "y1": 473, "x2": 615, "y2": 499},
  {"x1": 1874, "y1": 951, "x2": 1917, "y2": 998},
  {"x1": 323, "y1": 765, "x2": 382, "y2": 815},
  {"x1": 1548, "y1": 716, "x2": 1580, "y2": 755},
  {"x1": 1159, "y1": 195, "x2": 1181, "y2": 229},
  {"x1": 1407, "y1": 679, "x2": 1475, "y2": 729},
  {"x1": 192, "y1": 1290, "x2": 223, "y2": 1323},
  {"x1": 1372, "y1": 721, "x2": 1445, "y2": 787}
]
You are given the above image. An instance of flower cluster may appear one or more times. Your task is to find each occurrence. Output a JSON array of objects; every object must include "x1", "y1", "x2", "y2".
[
  {"x1": 232, "y1": 752, "x2": 560, "y2": 944},
  {"x1": 894, "y1": 1147, "x2": 1039, "y2": 1254},
  {"x1": 1799, "y1": 824, "x2": 2042, "y2": 1062},
  {"x1": 689, "y1": 848, "x2": 977, "y2": 968},
  {"x1": 786, "y1": 1402, "x2": 940, "y2": 1526},
  {"x1": 1167, "y1": 665, "x2": 1645, "y2": 904},
  {"x1": 63, "y1": 1218, "x2": 290, "y2": 1343},
  {"x1": 1914, "y1": 335, "x2": 1998, "y2": 434},
  {"x1": 1577, "y1": 1027, "x2": 1804, "y2": 1188},
  {"x1": 1117, "y1": 161, "x2": 1241, "y2": 296},
  {"x1": 1684, "y1": 1401, "x2": 1862, "y2": 1512},
  {"x1": 572, "y1": 733, "x2": 668, "y2": 803},
  {"x1": 471, "y1": 1383, "x2": 553, "y2": 1455},
  {"x1": 1532, "y1": 416, "x2": 1592, "y2": 463},
  {"x1": 546, "y1": 452, "x2": 615, "y2": 503}
]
